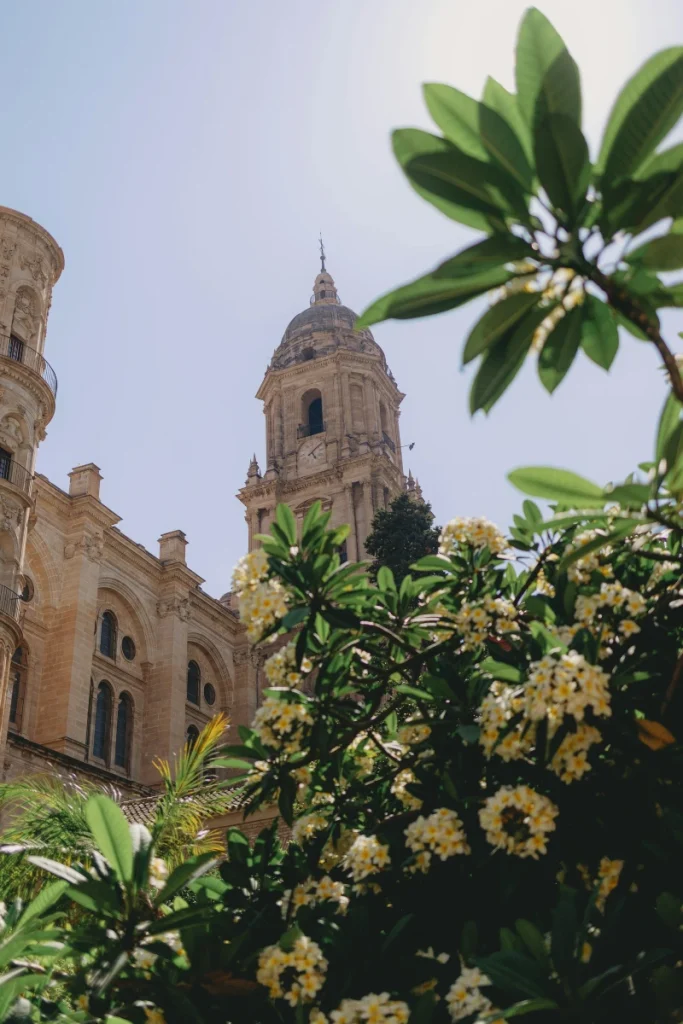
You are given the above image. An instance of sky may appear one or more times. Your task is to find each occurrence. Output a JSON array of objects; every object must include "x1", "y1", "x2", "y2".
[{"x1": 1, "y1": 0, "x2": 682, "y2": 597}]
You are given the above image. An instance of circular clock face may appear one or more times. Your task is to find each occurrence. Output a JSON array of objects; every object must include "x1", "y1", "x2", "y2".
[{"x1": 298, "y1": 436, "x2": 326, "y2": 474}]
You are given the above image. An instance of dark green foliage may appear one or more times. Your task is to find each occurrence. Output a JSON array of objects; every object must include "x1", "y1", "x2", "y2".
[{"x1": 365, "y1": 493, "x2": 440, "y2": 584}]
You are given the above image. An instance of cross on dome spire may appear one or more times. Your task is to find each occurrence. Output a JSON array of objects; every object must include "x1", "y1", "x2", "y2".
[
  {"x1": 311, "y1": 237, "x2": 340, "y2": 306},
  {"x1": 319, "y1": 233, "x2": 326, "y2": 273}
]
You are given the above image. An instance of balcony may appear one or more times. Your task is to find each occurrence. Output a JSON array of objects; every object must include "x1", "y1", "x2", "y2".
[
  {"x1": 382, "y1": 431, "x2": 396, "y2": 453},
  {"x1": 0, "y1": 334, "x2": 57, "y2": 398},
  {"x1": 0, "y1": 458, "x2": 33, "y2": 497},
  {"x1": 0, "y1": 584, "x2": 20, "y2": 621},
  {"x1": 298, "y1": 421, "x2": 326, "y2": 439}
]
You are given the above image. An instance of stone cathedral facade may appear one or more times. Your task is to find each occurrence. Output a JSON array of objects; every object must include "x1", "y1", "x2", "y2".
[{"x1": 0, "y1": 207, "x2": 411, "y2": 799}]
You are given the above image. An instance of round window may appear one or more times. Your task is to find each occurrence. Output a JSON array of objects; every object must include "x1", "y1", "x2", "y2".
[
  {"x1": 204, "y1": 682, "x2": 216, "y2": 706},
  {"x1": 121, "y1": 636, "x2": 136, "y2": 661},
  {"x1": 20, "y1": 576, "x2": 34, "y2": 603}
]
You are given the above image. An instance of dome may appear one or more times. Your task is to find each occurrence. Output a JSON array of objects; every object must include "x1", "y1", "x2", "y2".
[{"x1": 270, "y1": 268, "x2": 386, "y2": 371}]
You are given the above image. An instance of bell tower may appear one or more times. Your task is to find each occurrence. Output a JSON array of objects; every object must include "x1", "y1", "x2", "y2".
[
  {"x1": 239, "y1": 253, "x2": 406, "y2": 560},
  {"x1": 0, "y1": 207, "x2": 63, "y2": 736}
]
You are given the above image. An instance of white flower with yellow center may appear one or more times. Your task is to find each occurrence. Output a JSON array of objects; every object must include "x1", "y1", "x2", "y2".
[
  {"x1": 257, "y1": 934, "x2": 327, "y2": 1005},
  {"x1": 479, "y1": 785, "x2": 558, "y2": 859},
  {"x1": 405, "y1": 808, "x2": 470, "y2": 869},
  {"x1": 439, "y1": 517, "x2": 507, "y2": 557},
  {"x1": 344, "y1": 834, "x2": 391, "y2": 882}
]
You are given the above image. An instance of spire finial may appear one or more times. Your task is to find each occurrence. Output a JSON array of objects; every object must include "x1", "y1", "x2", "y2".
[{"x1": 319, "y1": 233, "x2": 326, "y2": 273}]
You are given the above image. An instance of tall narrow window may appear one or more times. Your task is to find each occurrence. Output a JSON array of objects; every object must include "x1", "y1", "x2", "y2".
[
  {"x1": 114, "y1": 693, "x2": 132, "y2": 769},
  {"x1": 308, "y1": 397, "x2": 323, "y2": 434},
  {"x1": 100, "y1": 611, "x2": 116, "y2": 658},
  {"x1": 93, "y1": 682, "x2": 112, "y2": 760},
  {"x1": 8, "y1": 335, "x2": 24, "y2": 362},
  {"x1": 187, "y1": 660, "x2": 201, "y2": 705},
  {"x1": 9, "y1": 646, "x2": 27, "y2": 728},
  {"x1": 186, "y1": 724, "x2": 199, "y2": 749},
  {"x1": 0, "y1": 447, "x2": 11, "y2": 481}
]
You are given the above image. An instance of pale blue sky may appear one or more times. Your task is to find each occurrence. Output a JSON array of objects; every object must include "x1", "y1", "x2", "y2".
[{"x1": 2, "y1": 0, "x2": 682, "y2": 596}]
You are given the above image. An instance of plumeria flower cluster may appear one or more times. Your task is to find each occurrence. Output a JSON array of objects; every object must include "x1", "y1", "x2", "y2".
[
  {"x1": 397, "y1": 720, "x2": 431, "y2": 746},
  {"x1": 404, "y1": 808, "x2": 470, "y2": 873},
  {"x1": 343, "y1": 834, "x2": 391, "y2": 882},
  {"x1": 264, "y1": 641, "x2": 313, "y2": 689},
  {"x1": 133, "y1": 930, "x2": 185, "y2": 976},
  {"x1": 313, "y1": 992, "x2": 409, "y2": 1024},
  {"x1": 439, "y1": 595, "x2": 518, "y2": 650},
  {"x1": 232, "y1": 548, "x2": 289, "y2": 642},
  {"x1": 446, "y1": 965, "x2": 501, "y2": 1023},
  {"x1": 252, "y1": 695, "x2": 314, "y2": 755},
  {"x1": 148, "y1": 857, "x2": 169, "y2": 891},
  {"x1": 550, "y1": 724, "x2": 603, "y2": 783},
  {"x1": 346, "y1": 732, "x2": 379, "y2": 778},
  {"x1": 565, "y1": 530, "x2": 614, "y2": 585},
  {"x1": 281, "y1": 875, "x2": 349, "y2": 918},
  {"x1": 574, "y1": 581, "x2": 648, "y2": 653},
  {"x1": 257, "y1": 934, "x2": 328, "y2": 1006},
  {"x1": 291, "y1": 811, "x2": 330, "y2": 846},
  {"x1": 525, "y1": 652, "x2": 611, "y2": 726},
  {"x1": 390, "y1": 768, "x2": 422, "y2": 810},
  {"x1": 579, "y1": 857, "x2": 625, "y2": 913},
  {"x1": 439, "y1": 516, "x2": 508, "y2": 557},
  {"x1": 479, "y1": 785, "x2": 558, "y2": 859}
]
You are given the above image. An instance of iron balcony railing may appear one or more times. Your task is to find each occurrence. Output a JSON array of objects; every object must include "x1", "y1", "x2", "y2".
[
  {"x1": 0, "y1": 584, "x2": 20, "y2": 621},
  {"x1": 0, "y1": 458, "x2": 32, "y2": 497},
  {"x1": 382, "y1": 431, "x2": 396, "y2": 453},
  {"x1": 0, "y1": 334, "x2": 58, "y2": 398},
  {"x1": 297, "y1": 421, "x2": 326, "y2": 439}
]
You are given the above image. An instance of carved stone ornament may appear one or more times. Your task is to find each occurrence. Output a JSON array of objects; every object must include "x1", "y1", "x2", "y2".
[
  {"x1": 157, "y1": 596, "x2": 190, "y2": 622},
  {"x1": 12, "y1": 287, "x2": 40, "y2": 343},
  {"x1": 0, "y1": 496, "x2": 22, "y2": 532},
  {"x1": 0, "y1": 265, "x2": 9, "y2": 279},
  {"x1": 232, "y1": 648, "x2": 250, "y2": 666},
  {"x1": 64, "y1": 533, "x2": 104, "y2": 563},
  {"x1": 0, "y1": 240, "x2": 15, "y2": 262},
  {"x1": 18, "y1": 251, "x2": 47, "y2": 288}
]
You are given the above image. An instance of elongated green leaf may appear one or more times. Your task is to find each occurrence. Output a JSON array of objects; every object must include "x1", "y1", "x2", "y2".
[
  {"x1": 599, "y1": 47, "x2": 683, "y2": 181},
  {"x1": 463, "y1": 291, "x2": 540, "y2": 365},
  {"x1": 534, "y1": 114, "x2": 589, "y2": 221},
  {"x1": 85, "y1": 795, "x2": 134, "y2": 884},
  {"x1": 535, "y1": 49, "x2": 582, "y2": 130},
  {"x1": 423, "y1": 83, "x2": 489, "y2": 159},
  {"x1": 434, "y1": 235, "x2": 537, "y2": 276},
  {"x1": 404, "y1": 150, "x2": 512, "y2": 220},
  {"x1": 479, "y1": 102, "x2": 534, "y2": 192},
  {"x1": 538, "y1": 305, "x2": 583, "y2": 393},
  {"x1": 656, "y1": 391, "x2": 683, "y2": 463},
  {"x1": 356, "y1": 264, "x2": 510, "y2": 328},
  {"x1": 483, "y1": 77, "x2": 533, "y2": 165},
  {"x1": 26, "y1": 857, "x2": 87, "y2": 886},
  {"x1": 508, "y1": 467, "x2": 605, "y2": 506},
  {"x1": 602, "y1": 171, "x2": 679, "y2": 236},
  {"x1": 499, "y1": 999, "x2": 560, "y2": 1018},
  {"x1": 627, "y1": 233, "x2": 683, "y2": 270},
  {"x1": 605, "y1": 482, "x2": 649, "y2": 506},
  {"x1": 635, "y1": 140, "x2": 683, "y2": 179},
  {"x1": 580, "y1": 295, "x2": 619, "y2": 370},
  {"x1": 275, "y1": 504, "x2": 297, "y2": 546},
  {"x1": 19, "y1": 881, "x2": 69, "y2": 924},
  {"x1": 393, "y1": 129, "x2": 501, "y2": 231},
  {"x1": 470, "y1": 304, "x2": 553, "y2": 413},
  {"x1": 480, "y1": 658, "x2": 523, "y2": 683},
  {"x1": 154, "y1": 853, "x2": 218, "y2": 907},
  {"x1": 515, "y1": 8, "x2": 572, "y2": 126}
]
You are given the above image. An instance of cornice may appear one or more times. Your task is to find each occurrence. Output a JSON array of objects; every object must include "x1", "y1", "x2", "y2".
[
  {"x1": 67, "y1": 494, "x2": 121, "y2": 533},
  {"x1": 0, "y1": 207, "x2": 64, "y2": 282},
  {"x1": 0, "y1": 360, "x2": 57, "y2": 422},
  {"x1": 238, "y1": 450, "x2": 403, "y2": 505},
  {"x1": 256, "y1": 349, "x2": 399, "y2": 400},
  {"x1": 190, "y1": 588, "x2": 244, "y2": 634}
]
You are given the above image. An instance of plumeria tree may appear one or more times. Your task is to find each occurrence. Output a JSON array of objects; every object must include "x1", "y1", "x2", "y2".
[{"x1": 2, "y1": 8, "x2": 683, "y2": 1024}]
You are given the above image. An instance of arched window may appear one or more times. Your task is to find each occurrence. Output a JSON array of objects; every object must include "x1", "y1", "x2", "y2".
[
  {"x1": 114, "y1": 693, "x2": 133, "y2": 769},
  {"x1": 300, "y1": 389, "x2": 324, "y2": 437},
  {"x1": 93, "y1": 681, "x2": 112, "y2": 761},
  {"x1": 308, "y1": 397, "x2": 323, "y2": 434},
  {"x1": 186, "y1": 724, "x2": 199, "y2": 749},
  {"x1": 99, "y1": 611, "x2": 117, "y2": 659},
  {"x1": 9, "y1": 646, "x2": 27, "y2": 730},
  {"x1": 187, "y1": 660, "x2": 201, "y2": 705}
]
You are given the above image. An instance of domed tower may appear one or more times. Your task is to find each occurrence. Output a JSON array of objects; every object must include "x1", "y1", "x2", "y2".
[
  {"x1": 0, "y1": 207, "x2": 63, "y2": 731},
  {"x1": 239, "y1": 248, "x2": 405, "y2": 559}
]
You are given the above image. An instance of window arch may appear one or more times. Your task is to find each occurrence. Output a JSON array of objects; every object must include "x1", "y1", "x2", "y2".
[
  {"x1": 93, "y1": 681, "x2": 113, "y2": 761},
  {"x1": 9, "y1": 646, "x2": 28, "y2": 730},
  {"x1": 114, "y1": 692, "x2": 133, "y2": 769},
  {"x1": 99, "y1": 611, "x2": 117, "y2": 659},
  {"x1": 301, "y1": 389, "x2": 324, "y2": 436},
  {"x1": 187, "y1": 660, "x2": 201, "y2": 705},
  {"x1": 186, "y1": 724, "x2": 200, "y2": 749}
]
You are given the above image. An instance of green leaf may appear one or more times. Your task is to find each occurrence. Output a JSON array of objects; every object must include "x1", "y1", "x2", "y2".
[
  {"x1": 470, "y1": 304, "x2": 552, "y2": 414},
  {"x1": 377, "y1": 566, "x2": 397, "y2": 592},
  {"x1": 479, "y1": 102, "x2": 534, "y2": 192},
  {"x1": 534, "y1": 114, "x2": 589, "y2": 222},
  {"x1": 656, "y1": 391, "x2": 683, "y2": 463},
  {"x1": 508, "y1": 466, "x2": 605, "y2": 506},
  {"x1": 499, "y1": 998, "x2": 560, "y2": 1018},
  {"x1": 281, "y1": 607, "x2": 309, "y2": 631},
  {"x1": 636, "y1": 140, "x2": 683, "y2": 179},
  {"x1": 558, "y1": 520, "x2": 641, "y2": 571},
  {"x1": 393, "y1": 684, "x2": 435, "y2": 701},
  {"x1": 392, "y1": 129, "x2": 502, "y2": 231},
  {"x1": 476, "y1": 951, "x2": 549, "y2": 1000},
  {"x1": 26, "y1": 857, "x2": 87, "y2": 886},
  {"x1": 515, "y1": 920, "x2": 551, "y2": 967},
  {"x1": 599, "y1": 47, "x2": 683, "y2": 181},
  {"x1": 434, "y1": 234, "x2": 537, "y2": 275},
  {"x1": 275, "y1": 504, "x2": 297, "y2": 546},
  {"x1": 580, "y1": 295, "x2": 619, "y2": 370},
  {"x1": 483, "y1": 77, "x2": 533, "y2": 165},
  {"x1": 480, "y1": 658, "x2": 523, "y2": 683},
  {"x1": 551, "y1": 886, "x2": 578, "y2": 976},
  {"x1": 522, "y1": 500, "x2": 543, "y2": 526},
  {"x1": 605, "y1": 482, "x2": 649, "y2": 506},
  {"x1": 423, "y1": 83, "x2": 489, "y2": 160},
  {"x1": 356, "y1": 263, "x2": 510, "y2": 329},
  {"x1": 85, "y1": 795, "x2": 134, "y2": 884},
  {"x1": 627, "y1": 233, "x2": 683, "y2": 270},
  {"x1": 515, "y1": 8, "x2": 574, "y2": 127},
  {"x1": 538, "y1": 305, "x2": 583, "y2": 393},
  {"x1": 463, "y1": 292, "x2": 540, "y2": 365},
  {"x1": 404, "y1": 149, "x2": 514, "y2": 221},
  {"x1": 19, "y1": 881, "x2": 68, "y2": 924},
  {"x1": 154, "y1": 853, "x2": 218, "y2": 907}
]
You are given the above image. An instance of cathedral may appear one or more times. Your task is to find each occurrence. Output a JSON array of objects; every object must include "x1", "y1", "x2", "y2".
[{"x1": 0, "y1": 206, "x2": 414, "y2": 800}]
